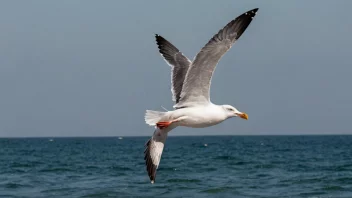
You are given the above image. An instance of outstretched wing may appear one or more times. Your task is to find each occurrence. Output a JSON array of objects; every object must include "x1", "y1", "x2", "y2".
[
  {"x1": 175, "y1": 8, "x2": 259, "y2": 108},
  {"x1": 144, "y1": 128, "x2": 168, "y2": 183},
  {"x1": 155, "y1": 34, "x2": 192, "y2": 104}
]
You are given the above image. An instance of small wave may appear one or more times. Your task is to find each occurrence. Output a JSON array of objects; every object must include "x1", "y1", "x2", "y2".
[
  {"x1": 202, "y1": 167, "x2": 217, "y2": 171},
  {"x1": 320, "y1": 164, "x2": 352, "y2": 171},
  {"x1": 175, "y1": 186, "x2": 194, "y2": 190},
  {"x1": 270, "y1": 160, "x2": 286, "y2": 164},
  {"x1": 321, "y1": 185, "x2": 345, "y2": 191},
  {"x1": 232, "y1": 161, "x2": 248, "y2": 165},
  {"x1": 201, "y1": 187, "x2": 232, "y2": 194},
  {"x1": 169, "y1": 155, "x2": 182, "y2": 159},
  {"x1": 41, "y1": 187, "x2": 73, "y2": 193},
  {"x1": 80, "y1": 191, "x2": 118, "y2": 198},
  {"x1": 287, "y1": 177, "x2": 325, "y2": 185},
  {"x1": 255, "y1": 173, "x2": 270, "y2": 178},
  {"x1": 298, "y1": 191, "x2": 326, "y2": 197},
  {"x1": 228, "y1": 161, "x2": 253, "y2": 166},
  {"x1": 39, "y1": 167, "x2": 73, "y2": 172},
  {"x1": 0, "y1": 195, "x2": 17, "y2": 198},
  {"x1": 158, "y1": 167, "x2": 178, "y2": 172},
  {"x1": 1, "y1": 169, "x2": 26, "y2": 174},
  {"x1": 167, "y1": 178, "x2": 201, "y2": 183},
  {"x1": 2, "y1": 182, "x2": 32, "y2": 189},
  {"x1": 84, "y1": 165, "x2": 100, "y2": 170},
  {"x1": 336, "y1": 177, "x2": 352, "y2": 184},
  {"x1": 214, "y1": 156, "x2": 236, "y2": 160},
  {"x1": 330, "y1": 164, "x2": 352, "y2": 171},
  {"x1": 109, "y1": 165, "x2": 132, "y2": 171},
  {"x1": 10, "y1": 162, "x2": 32, "y2": 168},
  {"x1": 274, "y1": 148, "x2": 292, "y2": 152},
  {"x1": 248, "y1": 185, "x2": 260, "y2": 189},
  {"x1": 254, "y1": 164, "x2": 275, "y2": 169},
  {"x1": 10, "y1": 161, "x2": 43, "y2": 168},
  {"x1": 66, "y1": 175, "x2": 82, "y2": 179}
]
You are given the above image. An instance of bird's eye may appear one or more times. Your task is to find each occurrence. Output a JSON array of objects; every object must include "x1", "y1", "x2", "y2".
[{"x1": 227, "y1": 108, "x2": 233, "y2": 111}]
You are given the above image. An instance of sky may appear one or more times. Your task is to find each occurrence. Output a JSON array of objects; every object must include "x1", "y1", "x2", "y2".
[{"x1": 1, "y1": 1, "x2": 352, "y2": 137}]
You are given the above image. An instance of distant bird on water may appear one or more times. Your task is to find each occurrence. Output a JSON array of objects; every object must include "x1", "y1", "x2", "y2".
[{"x1": 144, "y1": 8, "x2": 259, "y2": 183}]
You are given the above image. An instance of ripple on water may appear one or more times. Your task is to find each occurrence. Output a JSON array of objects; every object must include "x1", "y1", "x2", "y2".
[
  {"x1": 10, "y1": 161, "x2": 41, "y2": 168},
  {"x1": 321, "y1": 185, "x2": 346, "y2": 191},
  {"x1": 80, "y1": 191, "x2": 119, "y2": 198},
  {"x1": 298, "y1": 191, "x2": 327, "y2": 197},
  {"x1": 255, "y1": 173, "x2": 271, "y2": 178},
  {"x1": 214, "y1": 155, "x2": 237, "y2": 160},
  {"x1": 158, "y1": 167, "x2": 178, "y2": 172},
  {"x1": 229, "y1": 161, "x2": 252, "y2": 165},
  {"x1": 201, "y1": 167, "x2": 217, "y2": 172},
  {"x1": 1, "y1": 169, "x2": 26, "y2": 174},
  {"x1": 289, "y1": 177, "x2": 327, "y2": 185},
  {"x1": 83, "y1": 165, "x2": 100, "y2": 170},
  {"x1": 167, "y1": 178, "x2": 202, "y2": 183},
  {"x1": 39, "y1": 167, "x2": 73, "y2": 173},
  {"x1": 254, "y1": 164, "x2": 275, "y2": 169},
  {"x1": 201, "y1": 187, "x2": 234, "y2": 194},
  {"x1": 336, "y1": 177, "x2": 352, "y2": 184},
  {"x1": 41, "y1": 187, "x2": 74, "y2": 194},
  {"x1": 109, "y1": 165, "x2": 132, "y2": 171},
  {"x1": 2, "y1": 182, "x2": 33, "y2": 189}
]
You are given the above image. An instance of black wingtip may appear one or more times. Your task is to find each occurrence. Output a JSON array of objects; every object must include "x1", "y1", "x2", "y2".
[
  {"x1": 155, "y1": 34, "x2": 163, "y2": 51},
  {"x1": 243, "y1": 8, "x2": 259, "y2": 18},
  {"x1": 155, "y1": 34, "x2": 163, "y2": 44},
  {"x1": 155, "y1": 34, "x2": 165, "y2": 46},
  {"x1": 249, "y1": 8, "x2": 259, "y2": 13},
  {"x1": 144, "y1": 138, "x2": 158, "y2": 183}
]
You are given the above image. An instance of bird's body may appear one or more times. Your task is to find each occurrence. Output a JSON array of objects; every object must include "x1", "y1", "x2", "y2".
[
  {"x1": 174, "y1": 104, "x2": 228, "y2": 128},
  {"x1": 157, "y1": 104, "x2": 229, "y2": 128},
  {"x1": 144, "y1": 8, "x2": 259, "y2": 183}
]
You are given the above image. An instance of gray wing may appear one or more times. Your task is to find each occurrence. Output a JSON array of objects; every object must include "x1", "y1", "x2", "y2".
[
  {"x1": 175, "y1": 8, "x2": 259, "y2": 108},
  {"x1": 155, "y1": 34, "x2": 191, "y2": 104},
  {"x1": 144, "y1": 128, "x2": 168, "y2": 183}
]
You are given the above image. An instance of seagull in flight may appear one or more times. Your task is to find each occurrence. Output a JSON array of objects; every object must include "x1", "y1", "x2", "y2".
[{"x1": 144, "y1": 8, "x2": 259, "y2": 183}]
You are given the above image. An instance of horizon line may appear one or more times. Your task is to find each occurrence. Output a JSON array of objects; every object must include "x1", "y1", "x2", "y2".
[{"x1": 0, "y1": 133, "x2": 351, "y2": 139}]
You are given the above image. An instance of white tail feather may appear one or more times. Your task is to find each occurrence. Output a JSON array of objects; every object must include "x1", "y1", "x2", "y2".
[{"x1": 145, "y1": 110, "x2": 167, "y2": 126}]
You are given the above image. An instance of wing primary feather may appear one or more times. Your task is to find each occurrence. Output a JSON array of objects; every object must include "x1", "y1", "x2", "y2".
[
  {"x1": 144, "y1": 129, "x2": 168, "y2": 183},
  {"x1": 155, "y1": 34, "x2": 192, "y2": 104},
  {"x1": 175, "y1": 8, "x2": 259, "y2": 108}
]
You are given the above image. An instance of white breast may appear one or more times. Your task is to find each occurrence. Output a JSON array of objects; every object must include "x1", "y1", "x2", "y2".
[{"x1": 171, "y1": 104, "x2": 227, "y2": 128}]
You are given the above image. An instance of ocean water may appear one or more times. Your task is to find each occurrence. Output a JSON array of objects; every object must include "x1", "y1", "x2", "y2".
[{"x1": 1, "y1": 135, "x2": 352, "y2": 198}]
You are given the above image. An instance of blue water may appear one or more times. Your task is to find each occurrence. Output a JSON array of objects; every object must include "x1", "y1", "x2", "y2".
[{"x1": 1, "y1": 135, "x2": 352, "y2": 198}]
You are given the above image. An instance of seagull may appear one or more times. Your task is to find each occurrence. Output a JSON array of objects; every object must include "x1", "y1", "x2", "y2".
[{"x1": 144, "y1": 8, "x2": 258, "y2": 183}]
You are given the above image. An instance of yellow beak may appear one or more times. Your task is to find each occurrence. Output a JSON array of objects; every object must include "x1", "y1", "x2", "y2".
[{"x1": 236, "y1": 112, "x2": 248, "y2": 120}]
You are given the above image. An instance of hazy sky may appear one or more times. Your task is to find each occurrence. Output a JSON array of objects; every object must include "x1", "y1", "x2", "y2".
[{"x1": 1, "y1": 1, "x2": 352, "y2": 137}]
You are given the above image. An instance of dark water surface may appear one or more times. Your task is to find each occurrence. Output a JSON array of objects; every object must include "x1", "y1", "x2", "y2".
[{"x1": 1, "y1": 135, "x2": 352, "y2": 198}]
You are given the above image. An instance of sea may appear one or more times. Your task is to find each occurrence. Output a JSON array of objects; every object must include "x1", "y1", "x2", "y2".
[{"x1": 1, "y1": 135, "x2": 352, "y2": 198}]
